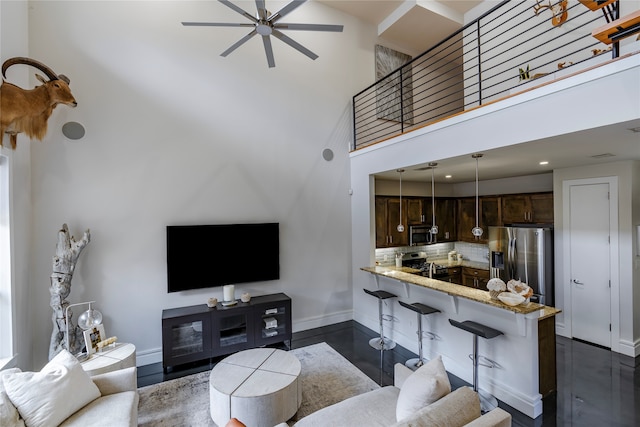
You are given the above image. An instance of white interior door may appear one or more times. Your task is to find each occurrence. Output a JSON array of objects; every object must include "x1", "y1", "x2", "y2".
[{"x1": 569, "y1": 183, "x2": 611, "y2": 347}]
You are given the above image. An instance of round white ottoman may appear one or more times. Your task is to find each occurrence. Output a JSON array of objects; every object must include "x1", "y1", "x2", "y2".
[{"x1": 210, "y1": 348, "x2": 301, "y2": 427}]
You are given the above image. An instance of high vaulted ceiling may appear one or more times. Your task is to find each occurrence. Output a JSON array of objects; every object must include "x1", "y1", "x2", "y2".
[{"x1": 317, "y1": 0, "x2": 484, "y2": 54}]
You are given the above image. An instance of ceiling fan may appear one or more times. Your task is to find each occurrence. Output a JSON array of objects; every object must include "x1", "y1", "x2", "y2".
[{"x1": 182, "y1": 0, "x2": 344, "y2": 68}]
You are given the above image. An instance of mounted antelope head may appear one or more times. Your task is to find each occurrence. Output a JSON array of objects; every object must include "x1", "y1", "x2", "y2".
[
  {"x1": 0, "y1": 57, "x2": 77, "y2": 150},
  {"x1": 533, "y1": 0, "x2": 569, "y2": 27}
]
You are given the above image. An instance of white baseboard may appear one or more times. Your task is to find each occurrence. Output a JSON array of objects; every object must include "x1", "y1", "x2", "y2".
[{"x1": 136, "y1": 347, "x2": 162, "y2": 367}]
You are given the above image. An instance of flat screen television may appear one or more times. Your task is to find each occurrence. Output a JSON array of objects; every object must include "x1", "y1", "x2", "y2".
[{"x1": 167, "y1": 223, "x2": 279, "y2": 293}]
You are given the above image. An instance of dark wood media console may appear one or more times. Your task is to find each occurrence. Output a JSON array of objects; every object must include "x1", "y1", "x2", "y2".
[{"x1": 162, "y1": 292, "x2": 292, "y2": 372}]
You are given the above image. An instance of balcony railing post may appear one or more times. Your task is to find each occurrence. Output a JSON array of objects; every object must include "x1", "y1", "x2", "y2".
[
  {"x1": 400, "y1": 68, "x2": 405, "y2": 133},
  {"x1": 477, "y1": 20, "x2": 482, "y2": 106},
  {"x1": 351, "y1": 96, "x2": 357, "y2": 151},
  {"x1": 612, "y1": 0, "x2": 620, "y2": 59}
]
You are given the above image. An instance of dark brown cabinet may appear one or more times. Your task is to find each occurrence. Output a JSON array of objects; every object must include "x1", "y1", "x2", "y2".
[
  {"x1": 461, "y1": 267, "x2": 490, "y2": 289},
  {"x1": 457, "y1": 197, "x2": 501, "y2": 243},
  {"x1": 162, "y1": 293, "x2": 291, "y2": 372},
  {"x1": 407, "y1": 198, "x2": 427, "y2": 225},
  {"x1": 426, "y1": 198, "x2": 457, "y2": 242},
  {"x1": 445, "y1": 267, "x2": 462, "y2": 284},
  {"x1": 375, "y1": 197, "x2": 409, "y2": 247},
  {"x1": 501, "y1": 192, "x2": 553, "y2": 224},
  {"x1": 376, "y1": 196, "x2": 458, "y2": 247}
]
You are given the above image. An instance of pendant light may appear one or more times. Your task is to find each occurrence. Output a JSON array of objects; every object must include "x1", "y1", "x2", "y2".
[
  {"x1": 471, "y1": 154, "x2": 484, "y2": 238},
  {"x1": 397, "y1": 169, "x2": 405, "y2": 232},
  {"x1": 429, "y1": 163, "x2": 438, "y2": 234}
]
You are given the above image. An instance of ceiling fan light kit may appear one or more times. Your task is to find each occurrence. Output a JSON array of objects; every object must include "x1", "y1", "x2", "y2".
[{"x1": 183, "y1": 0, "x2": 344, "y2": 68}]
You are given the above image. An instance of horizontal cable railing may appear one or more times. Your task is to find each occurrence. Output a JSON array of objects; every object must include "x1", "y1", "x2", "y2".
[{"x1": 352, "y1": 0, "x2": 621, "y2": 151}]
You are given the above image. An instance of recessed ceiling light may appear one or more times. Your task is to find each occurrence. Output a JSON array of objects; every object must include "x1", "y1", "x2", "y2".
[
  {"x1": 539, "y1": 161, "x2": 549, "y2": 165},
  {"x1": 445, "y1": 175, "x2": 452, "y2": 179}
]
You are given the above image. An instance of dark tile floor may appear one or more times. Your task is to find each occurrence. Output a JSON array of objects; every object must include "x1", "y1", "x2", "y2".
[{"x1": 138, "y1": 320, "x2": 640, "y2": 426}]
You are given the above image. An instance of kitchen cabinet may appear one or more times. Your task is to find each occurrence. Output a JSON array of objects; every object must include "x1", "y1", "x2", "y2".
[
  {"x1": 461, "y1": 267, "x2": 490, "y2": 289},
  {"x1": 162, "y1": 293, "x2": 291, "y2": 372},
  {"x1": 375, "y1": 196, "x2": 408, "y2": 247},
  {"x1": 407, "y1": 198, "x2": 427, "y2": 225},
  {"x1": 426, "y1": 198, "x2": 457, "y2": 242},
  {"x1": 501, "y1": 192, "x2": 553, "y2": 224},
  {"x1": 457, "y1": 197, "x2": 501, "y2": 243},
  {"x1": 445, "y1": 267, "x2": 462, "y2": 284}
]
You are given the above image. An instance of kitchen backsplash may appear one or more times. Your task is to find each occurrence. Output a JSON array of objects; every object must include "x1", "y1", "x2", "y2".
[{"x1": 375, "y1": 241, "x2": 489, "y2": 266}]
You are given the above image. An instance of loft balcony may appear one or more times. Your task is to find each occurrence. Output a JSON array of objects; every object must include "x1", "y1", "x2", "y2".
[{"x1": 351, "y1": 0, "x2": 640, "y2": 151}]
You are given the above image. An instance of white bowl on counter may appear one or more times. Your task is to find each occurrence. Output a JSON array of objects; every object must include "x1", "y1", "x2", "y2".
[{"x1": 497, "y1": 292, "x2": 526, "y2": 306}]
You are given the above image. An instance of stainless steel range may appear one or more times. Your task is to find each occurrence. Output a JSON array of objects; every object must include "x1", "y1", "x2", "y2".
[{"x1": 400, "y1": 252, "x2": 448, "y2": 279}]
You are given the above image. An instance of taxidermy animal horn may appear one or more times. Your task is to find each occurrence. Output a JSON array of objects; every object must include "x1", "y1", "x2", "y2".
[{"x1": 2, "y1": 56, "x2": 63, "y2": 82}]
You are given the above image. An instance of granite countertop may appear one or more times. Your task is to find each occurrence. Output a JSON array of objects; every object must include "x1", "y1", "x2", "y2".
[
  {"x1": 361, "y1": 265, "x2": 561, "y2": 317},
  {"x1": 430, "y1": 259, "x2": 490, "y2": 270},
  {"x1": 376, "y1": 259, "x2": 490, "y2": 270}
]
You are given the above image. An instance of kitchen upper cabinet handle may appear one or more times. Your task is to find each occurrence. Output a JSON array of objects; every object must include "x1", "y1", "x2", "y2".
[{"x1": 572, "y1": 279, "x2": 584, "y2": 285}]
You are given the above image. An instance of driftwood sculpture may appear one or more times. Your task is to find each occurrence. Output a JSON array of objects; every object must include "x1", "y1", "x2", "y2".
[
  {"x1": 48, "y1": 224, "x2": 91, "y2": 360},
  {"x1": 0, "y1": 57, "x2": 77, "y2": 150}
]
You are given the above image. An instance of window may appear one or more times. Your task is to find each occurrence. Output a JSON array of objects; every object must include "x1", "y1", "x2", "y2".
[{"x1": 0, "y1": 152, "x2": 13, "y2": 361}]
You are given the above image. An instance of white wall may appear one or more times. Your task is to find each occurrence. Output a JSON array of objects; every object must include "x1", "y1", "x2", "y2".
[
  {"x1": 19, "y1": 0, "x2": 378, "y2": 369},
  {"x1": 0, "y1": 0, "x2": 32, "y2": 370}
]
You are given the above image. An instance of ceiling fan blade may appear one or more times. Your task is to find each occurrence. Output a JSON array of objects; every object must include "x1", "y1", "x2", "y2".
[
  {"x1": 262, "y1": 35, "x2": 276, "y2": 68},
  {"x1": 269, "y1": 0, "x2": 307, "y2": 23},
  {"x1": 273, "y1": 23, "x2": 344, "y2": 32},
  {"x1": 221, "y1": 29, "x2": 257, "y2": 57},
  {"x1": 218, "y1": 0, "x2": 258, "y2": 23},
  {"x1": 255, "y1": 0, "x2": 268, "y2": 20},
  {"x1": 271, "y1": 29, "x2": 318, "y2": 60},
  {"x1": 182, "y1": 22, "x2": 254, "y2": 28}
]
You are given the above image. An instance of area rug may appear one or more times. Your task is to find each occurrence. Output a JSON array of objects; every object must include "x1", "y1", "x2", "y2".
[{"x1": 137, "y1": 342, "x2": 380, "y2": 426}]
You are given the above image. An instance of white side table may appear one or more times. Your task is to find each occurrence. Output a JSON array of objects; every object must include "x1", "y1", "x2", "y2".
[{"x1": 81, "y1": 342, "x2": 136, "y2": 376}]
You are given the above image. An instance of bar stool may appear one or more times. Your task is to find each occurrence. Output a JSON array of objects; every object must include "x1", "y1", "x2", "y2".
[
  {"x1": 363, "y1": 288, "x2": 398, "y2": 350},
  {"x1": 448, "y1": 319, "x2": 503, "y2": 413},
  {"x1": 398, "y1": 301, "x2": 440, "y2": 370}
]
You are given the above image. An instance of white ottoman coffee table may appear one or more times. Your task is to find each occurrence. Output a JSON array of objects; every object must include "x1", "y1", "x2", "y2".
[{"x1": 210, "y1": 348, "x2": 302, "y2": 427}]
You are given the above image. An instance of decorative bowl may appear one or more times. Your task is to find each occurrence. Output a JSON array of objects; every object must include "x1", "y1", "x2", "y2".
[{"x1": 497, "y1": 292, "x2": 525, "y2": 306}]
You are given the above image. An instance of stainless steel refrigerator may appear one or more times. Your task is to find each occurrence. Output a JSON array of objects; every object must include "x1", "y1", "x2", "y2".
[{"x1": 488, "y1": 226, "x2": 554, "y2": 306}]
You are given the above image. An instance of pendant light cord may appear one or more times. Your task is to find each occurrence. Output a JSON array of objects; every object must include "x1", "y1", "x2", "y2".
[
  {"x1": 475, "y1": 156, "x2": 479, "y2": 229},
  {"x1": 399, "y1": 172, "x2": 402, "y2": 217}
]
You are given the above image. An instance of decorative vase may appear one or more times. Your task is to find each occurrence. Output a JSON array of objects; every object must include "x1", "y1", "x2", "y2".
[{"x1": 241, "y1": 292, "x2": 251, "y2": 303}]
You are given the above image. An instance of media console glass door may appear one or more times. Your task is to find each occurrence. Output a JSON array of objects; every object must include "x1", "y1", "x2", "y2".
[{"x1": 212, "y1": 307, "x2": 254, "y2": 356}]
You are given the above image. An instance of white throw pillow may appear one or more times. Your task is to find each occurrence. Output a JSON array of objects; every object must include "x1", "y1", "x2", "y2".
[
  {"x1": 2, "y1": 350, "x2": 101, "y2": 427},
  {"x1": 0, "y1": 368, "x2": 25, "y2": 427},
  {"x1": 395, "y1": 355, "x2": 451, "y2": 422}
]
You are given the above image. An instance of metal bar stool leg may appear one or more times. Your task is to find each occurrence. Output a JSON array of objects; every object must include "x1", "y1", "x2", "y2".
[
  {"x1": 399, "y1": 301, "x2": 440, "y2": 370},
  {"x1": 364, "y1": 289, "x2": 397, "y2": 351},
  {"x1": 449, "y1": 318, "x2": 503, "y2": 413}
]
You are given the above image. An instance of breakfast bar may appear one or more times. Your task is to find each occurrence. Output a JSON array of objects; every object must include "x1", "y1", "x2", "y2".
[{"x1": 361, "y1": 265, "x2": 561, "y2": 418}]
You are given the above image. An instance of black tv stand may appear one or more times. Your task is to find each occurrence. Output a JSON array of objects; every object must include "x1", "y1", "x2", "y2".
[{"x1": 161, "y1": 292, "x2": 291, "y2": 372}]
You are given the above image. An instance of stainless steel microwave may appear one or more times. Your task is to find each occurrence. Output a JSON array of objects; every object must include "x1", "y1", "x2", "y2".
[{"x1": 409, "y1": 225, "x2": 436, "y2": 246}]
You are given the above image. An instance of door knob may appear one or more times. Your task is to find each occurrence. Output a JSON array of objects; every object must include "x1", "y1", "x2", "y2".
[{"x1": 572, "y1": 279, "x2": 584, "y2": 285}]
